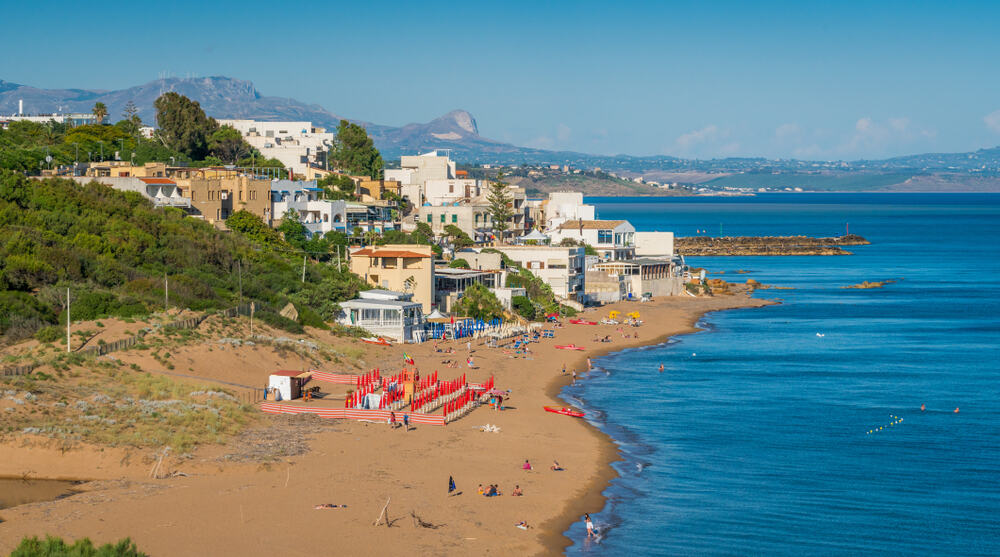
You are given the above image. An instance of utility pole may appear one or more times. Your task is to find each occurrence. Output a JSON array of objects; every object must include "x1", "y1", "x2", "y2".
[
  {"x1": 301, "y1": 255, "x2": 307, "y2": 283},
  {"x1": 66, "y1": 288, "x2": 71, "y2": 353}
]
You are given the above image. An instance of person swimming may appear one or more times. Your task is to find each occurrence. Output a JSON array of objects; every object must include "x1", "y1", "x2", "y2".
[{"x1": 920, "y1": 403, "x2": 926, "y2": 412}]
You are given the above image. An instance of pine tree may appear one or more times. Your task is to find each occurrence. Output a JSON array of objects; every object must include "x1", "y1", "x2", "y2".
[{"x1": 487, "y1": 172, "x2": 513, "y2": 243}]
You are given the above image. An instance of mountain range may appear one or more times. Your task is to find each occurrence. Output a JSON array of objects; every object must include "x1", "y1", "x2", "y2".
[
  {"x1": 1, "y1": 76, "x2": 998, "y2": 191},
  {"x1": 0, "y1": 76, "x2": 548, "y2": 161}
]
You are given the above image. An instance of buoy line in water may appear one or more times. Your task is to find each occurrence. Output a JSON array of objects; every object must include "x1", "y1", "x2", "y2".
[{"x1": 867, "y1": 414, "x2": 903, "y2": 435}]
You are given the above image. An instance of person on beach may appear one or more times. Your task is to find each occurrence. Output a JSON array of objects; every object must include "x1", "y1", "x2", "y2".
[
  {"x1": 477, "y1": 484, "x2": 485, "y2": 495},
  {"x1": 572, "y1": 370, "x2": 577, "y2": 385},
  {"x1": 522, "y1": 459, "x2": 533, "y2": 471},
  {"x1": 467, "y1": 340, "x2": 471, "y2": 352},
  {"x1": 512, "y1": 485, "x2": 523, "y2": 496},
  {"x1": 562, "y1": 363, "x2": 567, "y2": 374},
  {"x1": 585, "y1": 513, "x2": 595, "y2": 538},
  {"x1": 389, "y1": 411, "x2": 396, "y2": 428},
  {"x1": 587, "y1": 358, "x2": 592, "y2": 371},
  {"x1": 403, "y1": 414, "x2": 409, "y2": 431},
  {"x1": 551, "y1": 460, "x2": 564, "y2": 471}
]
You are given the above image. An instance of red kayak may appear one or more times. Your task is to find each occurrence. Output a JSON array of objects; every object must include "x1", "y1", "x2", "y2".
[
  {"x1": 569, "y1": 319, "x2": 598, "y2": 325},
  {"x1": 544, "y1": 406, "x2": 584, "y2": 418},
  {"x1": 555, "y1": 344, "x2": 585, "y2": 351},
  {"x1": 362, "y1": 337, "x2": 391, "y2": 346}
]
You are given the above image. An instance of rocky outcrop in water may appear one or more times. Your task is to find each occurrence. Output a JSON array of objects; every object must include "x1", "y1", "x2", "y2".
[{"x1": 676, "y1": 234, "x2": 869, "y2": 256}]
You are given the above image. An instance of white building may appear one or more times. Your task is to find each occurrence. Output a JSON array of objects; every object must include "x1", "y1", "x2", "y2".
[
  {"x1": 217, "y1": 119, "x2": 335, "y2": 175},
  {"x1": 542, "y1": 192, "x2": 596, "y2": 231},
  {"x1": 336, "y1": 290, "x2": 426, "y2": 343},
  {"x1": 270, "y1": 179, "x2": 336, "y2": 237},
  {"x1": 549, "y1": 219, "x2": 636, "y2": 262},
  {"x1": 634, "y1": 231, "x2": 675, "y2": 258},
  {"x1": 493, "y1": 245, "x2": 586, "y2": 300},
  {"x1": 71, "y1": 176, "x2": 190, "y2": 209}
]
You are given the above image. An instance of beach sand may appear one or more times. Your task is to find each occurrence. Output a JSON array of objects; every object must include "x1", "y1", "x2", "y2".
[{"x1": 0, "y1": 291, "x2": 771, "y2": 556}]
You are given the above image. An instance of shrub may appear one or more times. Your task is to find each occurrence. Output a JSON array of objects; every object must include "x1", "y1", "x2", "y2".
[
  {"x1": 296, "y1": 304, "x2": 330, "y2": 330},
  {"x1": 34, "y1": 325, "x2": 63, "y2": 343},
  {"x1": 256, "y1": 310, "x2": 304, "y2": 334},
  {"x1": 511, "y1": 295, "x2": 536, "y2": 321},
  {"x1": 448, "y1": 258, "x2": 470, "y2": 269},
  {"x1": 10, "y1": 535, "x2": 147, "y2": 557}
]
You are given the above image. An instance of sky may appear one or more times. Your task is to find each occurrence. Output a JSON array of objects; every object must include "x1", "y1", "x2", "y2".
[{"x1": 4, "y1": 0, "x2": 1000, "y2": 160}]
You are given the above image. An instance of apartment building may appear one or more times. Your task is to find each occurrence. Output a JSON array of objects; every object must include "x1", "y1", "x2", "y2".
[
  {"x1": 217, "y1": 119, "x2": 334, "y2": 175},
  {"x1": 492, "y1": 245, "x2": 586, "y2": 300},
  {"x1": 349, "y1": 244, "x2": 435, "y2": 311},
  {"x1": 169, "y1": 168, "x2": 271, "y2": 225}
]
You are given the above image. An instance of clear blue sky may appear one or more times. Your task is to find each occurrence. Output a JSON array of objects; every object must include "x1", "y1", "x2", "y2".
[{"x1": 5, "y1": 0, "x2": 1000, "y2": 159}]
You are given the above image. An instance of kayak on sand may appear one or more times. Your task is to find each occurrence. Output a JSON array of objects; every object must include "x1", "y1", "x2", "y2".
[
  {"x1": 555, "y1": 344, "x2": 585, "y2": 350},
  {"x1": 544, "y1": 406, "x2": 585, "y2": 418}
]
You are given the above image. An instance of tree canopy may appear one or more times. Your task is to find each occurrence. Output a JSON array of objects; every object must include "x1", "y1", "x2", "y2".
[
  {"x1": 154, "y1": 92, "x2": 218, "y2": 160},
  {"x1": 331, "y1": 120, "x2": 383, "y2": 179},
  {"x1": 453, "y1": 283, "x2": 504, "y2": 321}
]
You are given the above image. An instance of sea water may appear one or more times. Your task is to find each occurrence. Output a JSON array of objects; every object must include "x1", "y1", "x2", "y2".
[{"x1": 562, "y1": 194, "x2": 1000, "y2": 556}]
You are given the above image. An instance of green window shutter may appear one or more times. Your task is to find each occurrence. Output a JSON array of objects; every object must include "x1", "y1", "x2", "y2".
[{"x1": 452, "y1": 214, "x2": 458, "y2": 223}]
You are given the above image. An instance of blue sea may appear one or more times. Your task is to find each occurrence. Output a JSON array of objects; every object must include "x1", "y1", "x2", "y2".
[{"x1": 562, "y1": 194, "x2": 1000, "y2": 556}]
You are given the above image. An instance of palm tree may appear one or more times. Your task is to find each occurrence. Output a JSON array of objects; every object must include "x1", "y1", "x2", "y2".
[{"x1": 92, "y1": 102, "x2": 108, "y2": 124}]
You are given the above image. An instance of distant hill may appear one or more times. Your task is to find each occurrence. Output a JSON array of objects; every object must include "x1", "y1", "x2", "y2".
[
  {"x1": 2, "y1": 76, "x2": 999, "y2": 191},
  {"x1": 0, "y1": 76, "x2": 540, "y2": 160}
]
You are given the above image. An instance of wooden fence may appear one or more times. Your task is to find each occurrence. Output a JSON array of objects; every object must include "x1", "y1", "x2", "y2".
[{"x1": 2, "y1": 363, "x2": 38, "y2": 377}]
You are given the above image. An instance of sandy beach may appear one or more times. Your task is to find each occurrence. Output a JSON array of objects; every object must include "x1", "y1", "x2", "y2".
[{"x1": 0, "y1": 291, "x2": 771, "y2": 556}]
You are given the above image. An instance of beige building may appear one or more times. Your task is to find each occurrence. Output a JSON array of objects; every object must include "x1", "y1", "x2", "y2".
[
  {"x1": 169, "y1": 168, "x2": 271, "y2": 225},
  {"x1": 349, "y1": 244, "x2": 435, "y2": 311},
  {"x1": 357, "y1": 179, "x2": 401, "y2": 203}
]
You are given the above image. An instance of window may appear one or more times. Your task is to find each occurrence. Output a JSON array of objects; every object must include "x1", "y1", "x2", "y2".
[
  {"x1": 427, "y1": 214, "x2": 433, "y2": 223},
  {"x1": 452, "y1": 214, "x2": 458, "y2": 223},
  {"x1": 597, "y1": 230, "x2": 613, "y2": 244},
  {"x1": 449, "y1": 184, "x2": 454, "y2": 193},
  {"x1": 440, "y1": 214, "x2": 446, "y2": 223},
  {"x1": 475, "y1": 214, "x2": 480, "y2": 225},
  {"x1": 614, "y1": 233, "x2": 622, "y2": 245}
]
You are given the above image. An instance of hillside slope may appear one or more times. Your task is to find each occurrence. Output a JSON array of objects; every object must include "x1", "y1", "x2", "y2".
[{"x1": 0, "y1": 171, "x2": 365, "y2": 344}]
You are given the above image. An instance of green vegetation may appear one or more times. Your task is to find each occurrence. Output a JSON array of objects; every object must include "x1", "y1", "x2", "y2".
[
  {"x1": 511, "y1": 295, "x2": 536, "y2": 321},
  {"x1": 448, "y1": 259, "x2": 471, "y2": 269},
  {"x1": 443, "y1": 224, "x2": 474, "y2": 248},
  {"x1": 331, "y1": 120, "x2": 383, "y2": 179},
  {"x1": 153, "y1": 92, "x2": 217, "y2": 160},
  {"x1": 317, "y1": 173, "x2": 358, "y2": 200},
  {"x1": 376, "y1": 222, "x2": 442, "y2": 257},
  {"x1": 506, "y1": 267, "x2": 577, "y2": 318},
  {"x1": 0, "y1": 171, "x2": 366, "y2": 343},
  {"x1": 452, "y1": 283, "x2": 504, "y2": 321},
  {"x1": 10, "y1": 535, "x2": 146, "y2": 557}
]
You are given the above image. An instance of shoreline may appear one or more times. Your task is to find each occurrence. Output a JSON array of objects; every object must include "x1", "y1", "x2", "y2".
[
  {"x1": 537, "y1": 293, "x2": 775, "y2": 555},
  {"x1": 0, "y1": 292, "x2": 773, "y2": 556}
]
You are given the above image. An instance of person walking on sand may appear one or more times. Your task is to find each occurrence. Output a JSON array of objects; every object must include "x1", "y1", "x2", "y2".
[
  {"x1": 585, "y1": 513, "x2": 595, "y2": 538},
  {"x1": 403, "y1": 414, "x2": 410, "y2": 431},
  {"x1": 587, "y1": 358, "x2": 592, "y2": 371},
  {"x1": 467, "y1": 340, "x2": 471, "y2": 353}
]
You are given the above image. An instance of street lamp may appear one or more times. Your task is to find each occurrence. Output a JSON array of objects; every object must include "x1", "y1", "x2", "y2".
[
  {"x1": 72, "y1": 142, "x2": 79, "y2": 164},
  {"x1": 118, "y1": 139, "x2": 125, "y2": 161}
]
